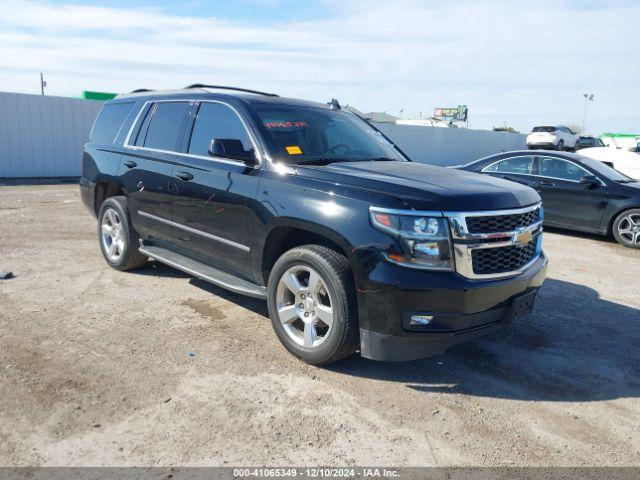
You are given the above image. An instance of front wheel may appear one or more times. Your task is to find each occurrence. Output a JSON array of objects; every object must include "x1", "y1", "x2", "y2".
[
  {"x1": 556, "y1": 140, "x2": 565, "y2": 151},
  {"x1": 266, "y1": 245, "x2": 359, "y2": 365},
  {"x1": 612, "y1": 209, "x2": 640, "y2": 248}
]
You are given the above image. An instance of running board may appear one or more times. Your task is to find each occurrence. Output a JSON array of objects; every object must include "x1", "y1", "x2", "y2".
[{"x1": 138, "y1": 244, "x2": 267, "y2": 299}]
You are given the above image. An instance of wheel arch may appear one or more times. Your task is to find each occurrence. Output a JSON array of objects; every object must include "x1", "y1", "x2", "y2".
[
  {"x1": 607, "y1": 205, "x2": 640, "y2": 235},
  {"x1": 258, "y1": 219, "x2": 358, "y2": 286},
  {"x1": 94, "y1": 181, "x2": 125, "y2": 216}
]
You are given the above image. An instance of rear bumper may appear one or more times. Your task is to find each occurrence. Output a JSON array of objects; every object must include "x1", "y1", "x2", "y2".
[
  {"x1": 356, "y1": 253, "x2": 547, "y2": 361},
  {"x1": 527, "y1": 141, "x2": 557, "y2": 148},
  {"x1": 79, "y1": 178, "x2": 96, "y2": 217}
]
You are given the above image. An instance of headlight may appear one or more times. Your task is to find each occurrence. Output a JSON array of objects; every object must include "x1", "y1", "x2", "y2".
[{"x1": 370, "y1": 208, "x2": 453, "y2": 271}]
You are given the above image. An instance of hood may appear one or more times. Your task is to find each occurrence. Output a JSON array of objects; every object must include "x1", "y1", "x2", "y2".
[
  {"x1": 581, "y1": 147, "x2": 640, "y2": 161},
  {"x1": 295, "y1": 160, "x2": 540, "y2": 211},
  {"x1": 619, "y1": 180, "x2": 640, "y2": 193}
]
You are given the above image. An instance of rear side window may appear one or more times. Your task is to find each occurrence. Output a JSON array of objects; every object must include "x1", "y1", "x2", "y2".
[
  {"x1": 90, "y1": 102, "x2": 134, "y2": 143},
  {"x1": 188, "y1": 102, "x2": 253, "y2": 157},
  {"x1": 539, "y1": 157, "x2": 589, "y2": 181},
  {"x1": 483, "y1": 156, "x2": 534, "y2": 174},
  {"x1": 141, "y1": 102, "x2": 191, "y2": 151}
]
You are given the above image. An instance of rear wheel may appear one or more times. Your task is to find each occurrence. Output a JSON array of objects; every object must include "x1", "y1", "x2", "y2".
[
  {"x1": 612, "y1": 209, "x2": 640, "y2": 248},
  {"x1": 98, "y1": 196, "x2": 148, "y2": 270},
  {"x1": 556, "y1": 139, "x2": 565, "y2": 151},
  {"x1": 267, "y1": 245, "x2": 359, "y2": 365}
]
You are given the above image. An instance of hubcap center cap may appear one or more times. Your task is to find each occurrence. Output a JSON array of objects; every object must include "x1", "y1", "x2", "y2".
[{"x1": 303, "y1": 297, "x2": 314, "y2": 311}]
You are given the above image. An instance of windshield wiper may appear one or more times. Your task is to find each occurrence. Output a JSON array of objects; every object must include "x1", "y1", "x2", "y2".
[
  {"x1": 615, "y1": 179, "x2": 637, "y2": 183},
  {"x1": 294, "y1": 157, "x2": 347, "y2": 166},
  {"x1": 330, "y1": 156, "x2": 399, "y2": 163},
  {"x1": 293, "y1": 156, "x2": 399, "y2": 166}
]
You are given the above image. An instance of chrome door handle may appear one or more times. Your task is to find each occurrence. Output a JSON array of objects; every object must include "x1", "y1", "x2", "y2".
[
  {"x1": 175, "y1": 171, "x2": 194, "y2": 181},
  {"x1": 536, "y1": 180, "x2": 554, "y2": 187}
]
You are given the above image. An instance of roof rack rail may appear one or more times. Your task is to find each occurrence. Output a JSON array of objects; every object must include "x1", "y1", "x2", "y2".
[
  {"x1": 130, "y1": 88, "x2": 154, "y2": 93},
  {"x1": 184, "y1": 84, "x2": 278, "y2": 97}
]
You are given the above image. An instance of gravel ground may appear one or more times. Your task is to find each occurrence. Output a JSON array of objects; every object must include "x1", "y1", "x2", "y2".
[{"x1": 0, "y1": 183, "x2": 639, "y2": 467}]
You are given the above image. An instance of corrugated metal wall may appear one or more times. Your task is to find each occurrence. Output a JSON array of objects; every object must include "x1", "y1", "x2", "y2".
[
  {"x1": 376, "y1": 123, "x2": 527, "y2": 166},
  {"x1": 0, "y1": 91, "x2": 527, "y2": 177},
  {"x1": 0, "y1": 92, "x2": 103, "y2": 178}
]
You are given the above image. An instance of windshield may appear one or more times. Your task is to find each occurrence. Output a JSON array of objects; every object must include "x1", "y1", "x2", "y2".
[
  {"x1": 533, "y1": 126, "x2": 556, "y2": 133},
  {"x1": 253, "y1": 104, "x2": 406, "y2": 164},
  {"x1": 576, "y1": 154, "x2": 635, "y2": 182}
]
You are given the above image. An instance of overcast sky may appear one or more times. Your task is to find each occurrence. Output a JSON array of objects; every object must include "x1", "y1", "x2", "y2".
[{"x1": 0, "y1": 0, "x2": 638, "y2": 134}]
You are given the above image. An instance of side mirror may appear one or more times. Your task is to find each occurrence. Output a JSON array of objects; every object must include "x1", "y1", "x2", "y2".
[
  {"x1": 580, "y1": 174, "x2": 600, "y2": 188},
  {"x1": 208, "y1": 138, "x2": 258, "y2": 165}
]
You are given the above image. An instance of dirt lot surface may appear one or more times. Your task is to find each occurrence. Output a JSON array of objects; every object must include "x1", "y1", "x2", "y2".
[{"x1": 1, "y1": 183, "x2": 639, "y2": 467}]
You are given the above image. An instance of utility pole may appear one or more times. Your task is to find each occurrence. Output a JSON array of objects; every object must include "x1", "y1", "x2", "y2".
[
  {"x1": 582, "y1": 93, "x2": 594, "y2": 132},
  {"x1": 40, "y1": 72, "x2": 46, "y2": 95}
]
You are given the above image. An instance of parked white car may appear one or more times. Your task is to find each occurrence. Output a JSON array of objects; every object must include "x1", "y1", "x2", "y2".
[
  {"x1": 600, "y1": 133, "x2": 640, "y2": 152},
  {"x1": 527, "y1": 125, "x2": 580, "y2": 151},
  {"x1": 578, "y1": 147, "x2": 640, "y2": 180}
]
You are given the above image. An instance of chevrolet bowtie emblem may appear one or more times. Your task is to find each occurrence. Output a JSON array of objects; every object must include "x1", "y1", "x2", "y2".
[{"x1": 515, "y1": 228, "x2": 533, "y2": 245}]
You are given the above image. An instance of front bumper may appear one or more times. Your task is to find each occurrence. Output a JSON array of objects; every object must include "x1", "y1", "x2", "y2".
[{"x1": 356, "y1": 252, "x2": 547, "y2": 361}]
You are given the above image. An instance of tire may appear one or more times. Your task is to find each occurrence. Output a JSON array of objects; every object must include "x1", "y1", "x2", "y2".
[
  {"x1": 556, "y1": 140, "x2": 564, "y2": 151},
  {"x1": 97, "y1": 196, "x2": 148, "y2": 270},
  {"x1": 266, "y1": 245, "x2": 359, "y2": 365},
  {"x1": 612, "y1": 209, "x2": 640, "y2": 249}
]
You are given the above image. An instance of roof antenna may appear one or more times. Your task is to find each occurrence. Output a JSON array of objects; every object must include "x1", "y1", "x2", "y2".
[{"x1": 328, "y1": 98, "x2": 341, "y2": 110}]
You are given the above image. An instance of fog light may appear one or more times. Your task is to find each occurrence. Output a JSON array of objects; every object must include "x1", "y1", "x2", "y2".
[{"x1": 410, "y1": 315, "x2": 434, "y2": 326}]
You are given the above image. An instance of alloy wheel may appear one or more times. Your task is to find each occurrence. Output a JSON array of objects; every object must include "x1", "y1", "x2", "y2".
[
  {"x1": 275, "y1": 265, "x2": 335, "y2": 348},
  {"x1": 101, "y1": 208, "x2": 125, "y2": 261},
  {"x1": 617, "y1": 213, "x2": 640, "y2": 246}
]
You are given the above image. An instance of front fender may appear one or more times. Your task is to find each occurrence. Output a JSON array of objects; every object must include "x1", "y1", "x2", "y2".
[{"x1": 253, "y1": 171, "x2": 394, "y2": 288}]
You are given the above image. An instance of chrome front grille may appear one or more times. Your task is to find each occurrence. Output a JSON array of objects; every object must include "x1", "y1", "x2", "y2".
[
  {"x1": 466, "y1": 208, "x2": 541, "y2": 234},
  {"x1": 471, "y1": 230, "x2": 540, "y2": 275},
  {"x1": 445, "y1": 204, "x2": 543, "y2": 279}
]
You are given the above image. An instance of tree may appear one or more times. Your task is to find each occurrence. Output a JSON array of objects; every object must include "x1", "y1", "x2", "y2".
[{"x1": 566, "y1": 123, "x2": 584, "y2": 134}]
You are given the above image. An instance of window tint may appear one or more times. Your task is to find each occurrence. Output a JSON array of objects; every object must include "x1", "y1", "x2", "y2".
[
  {"x1": 539, "y1": 157, "x2": 589, "y2": 181},
  {"x1": 533, "y1": 126, "x2": 556, "y2": 133},
  {"x1": 574, "y1": 155, "x2": 630, "y2": 181},
  {"x1": 483, "y1": 156, "x2": 534, "y2": 174},
  {"x1": 143, "y1": 102, "x2": 190, "y2": 151},
  {"x1": 188, "y1": 103, "x2": 252, "y2": 157},
  {"x1": 253, "y1": 105, "x2": 404, "y2": 163},
  {"x1": 134, "y1": 105, "x2": 153, "y2": 147},
  {"x1": 91, "y1": 102, "x2": 134, "y2": 143}
]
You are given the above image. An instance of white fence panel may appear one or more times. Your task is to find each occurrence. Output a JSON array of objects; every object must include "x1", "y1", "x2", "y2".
[
  {"x1": 0, "y1": 92, "x2": 528, "y2": 177},
  {"x1": 0, "y1": 92, "x2": 103, "y2": 178},
  {"x1": 375, "y1": 123, "x2": 527, "y2": 166}
]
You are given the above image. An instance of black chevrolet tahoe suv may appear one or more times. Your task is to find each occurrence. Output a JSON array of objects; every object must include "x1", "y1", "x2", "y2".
[{"x1": 80, "y1": 85, "x2": 548, "y2": 365}]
